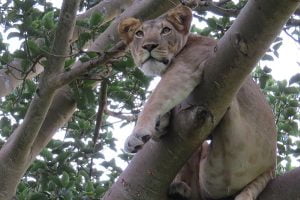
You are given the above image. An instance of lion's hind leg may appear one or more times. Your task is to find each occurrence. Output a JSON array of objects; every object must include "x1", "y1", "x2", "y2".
[{"x1": 234, "y1": 167, "x2": 275, "y2": 200}]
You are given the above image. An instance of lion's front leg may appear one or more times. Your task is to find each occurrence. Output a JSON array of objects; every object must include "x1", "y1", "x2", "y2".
[{"x1": 124, "y1": 62, "x2": 202, "y2": 153}]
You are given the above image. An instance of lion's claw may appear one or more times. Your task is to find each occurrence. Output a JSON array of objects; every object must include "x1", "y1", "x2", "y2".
[{"x1": 124, "y1": 129, "x2": 152, "y2": 153}]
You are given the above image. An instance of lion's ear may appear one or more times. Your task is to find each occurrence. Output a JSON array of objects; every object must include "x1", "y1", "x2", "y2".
[
  {"x1": 166, "y1": 5, "x2": 192, "y2": 34},
  {"x1": 118, "y1": 18, "x2": 142, "y2": 44}
]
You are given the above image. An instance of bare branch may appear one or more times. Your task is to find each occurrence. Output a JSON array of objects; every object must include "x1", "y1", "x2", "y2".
[
  {"x1": 286, "y1": 18, "x2": 300, "y2": 26},
  {"x1": 215, "y1": 0, "x2": 232, "y2": 7},
  {"x1": 195, "y1": 0, "x2": 239, "y2": 17},
  {"x1": 105, "y1": 109, "x2": 137, "y2": 122},
  {"x1": 92, "y1": 79, "x2": 109, "y2": 148},
  {"x1": 283, "y1": 28, "x2": 300, "y2": 43},
  {"x1": 90, "y1": 79, "x2": 108, "y2": 179},
  {"x1": 52, "y1": 42, "x2": 127, "y2": 87}
]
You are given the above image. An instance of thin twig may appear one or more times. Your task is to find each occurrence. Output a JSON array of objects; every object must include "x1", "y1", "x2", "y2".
[
  {"x1": 216, "y1": 0, "x2": 232, "y2": 7},
  {"x1": 105, "y1": 109, "x2": 137, "y2": 122},
  {"x1": 283, "y1": 28, "x2": 300, "y2": 43},
  {"x1": 52, "y1": 41, "x2": 127, "y2": 89},
  {"x1": 195, "y1": 0, "x2": 239, "y2": 17},
  {"x1": 92, "y1": 78, "x2": 108, "y2": 148},
  {"x1": 89, "y1": 78, "x2": 108, "y2": 179}
]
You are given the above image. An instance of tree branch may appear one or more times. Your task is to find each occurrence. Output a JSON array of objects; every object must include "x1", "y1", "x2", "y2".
[
  {"x1": 286, "y1": 18, "x2": 300, "y2": 26},
  {"x1": 72, "y1": 0, "x2": 134, "y2": 46},
  {"x1": 92, "y1": 79, "x2": 108, "y2": 148},
  {"x1": 52, "y1": 42, "x2": 127, "y2": 87},
  {"x1": 0, "y1": 0, "x2": 133, "y2": 98},
  {"x1": 257, "y1": 167, "x2": 300, "y2": 200},
  {"x1": 0, "y1": 1, "x2": 80, "y2": 198},
  {"x1": 193, "y1": 0, "x2": 239, "y2": 17},
  {"x1": 105, "y1": 109, "x2": 137, "y2": 122},
  {"x1": 0, "y1": 60, "x2": 43, "y2": 97},
  {"x1": 103, "y1": 0, "x2": 300, "y2": 199}
]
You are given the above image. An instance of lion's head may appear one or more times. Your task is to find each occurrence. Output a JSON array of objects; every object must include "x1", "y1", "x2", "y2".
[{"x1": 118, "y1": 5, "x2": 192, "y2": 76}]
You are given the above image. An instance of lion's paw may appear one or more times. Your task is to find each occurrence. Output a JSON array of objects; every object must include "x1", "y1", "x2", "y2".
[
  {"x1": 168, "y1": 182, "x2": 191, "y2": 200},
  {"x1": 124, "y1": 129, "x2": 152, "y2": 153},
  {"x1": 153, "y1": 112, "x2": 171, "y2": 141}
]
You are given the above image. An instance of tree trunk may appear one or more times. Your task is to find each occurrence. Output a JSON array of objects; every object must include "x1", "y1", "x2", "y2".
[
  {"x1": 103, "y1": 0, "x2": 300, "y2": 199},
  {"x1": 257, "y1": 167, "x2": 300, "y2": 200},
  {"x1": 0, "y1": 1, "x2": 80, "y2": 198}
]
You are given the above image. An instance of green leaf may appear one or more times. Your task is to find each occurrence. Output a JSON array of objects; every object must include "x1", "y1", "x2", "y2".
[
  {"x1": 78, "y1": 32, "x2": 92, "y2": 49},
  {"x1": 29, "y1": 193, "x2": 48, "y2": 200},
  {"x1": 40, "y1": 148, "x2": 53, "y2": 161},
  {"x1": 13, "y1": 50, "x2": 27, "y2": 59},
  {"x1": 95, "y1": 185, "x2": 106, "y2": 197},
  {"x1": 207, "y1": 18, "x2": 218, "y2": 29},
  {"x1": 62, "y1": 190, "x2": 73, "y2": 200},
  {"x1": 284, "y1": 86, "x2": 299, "y2": 94},
  {"x1": 79, "y1": 170, "x2": 89, "y2": 180},
  {"x1": 42, "y1": 11, "x2": 55, "y2": 29},
  {"x1": 48, "y1": 181, "x2": 56, "y2": 191},
  {"x1": 27, "y1": 40, "x2": 40, "y2": 56},
  {"x1": 284, "y1": 107, "x2": 297, "y2": 118},
  {"x1": 64, "y1": 58, "x2": 76, "y2": 70},
  {"x1": 89, "y1": 12, "x2": 103, "y2": 27},
  {"x1": 7, "y1": 31, "x2": 21, "y2": 39},
  {"x1": 86, "y1": 51, "x2": 98, "y2": 58},
  {"x1": 1, "y1": 52, "x2": 13, "y2": 64},
  {"x1": 273, "y1": 41, "x2": 282, "y2": 51},
  {"x1": 289, "y1": 73, "x2": 300, "y2": 85},
  {"x1": 30, "y1": 160, "x2": 47, "y2": 171},
  {"x1": 61, "y1": 171, "x2": 70, "y2": 188},
  {"x1": 289, "y1": 100, "x2": 299, "y2": 107},
  {"x1": 85, "y1": 181, "x2": 95, "y2": 194},
  {"x1": 263, "y1": 66, "x2": 272, "y2": 73},
  {"x1": 262, "y1": 54, "x2": 274, "y2": 61}
]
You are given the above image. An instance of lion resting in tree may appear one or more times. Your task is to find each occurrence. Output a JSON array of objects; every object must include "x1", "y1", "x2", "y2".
[{"x1": 118, "y1": 5, "x2": 276, "y2": 200}]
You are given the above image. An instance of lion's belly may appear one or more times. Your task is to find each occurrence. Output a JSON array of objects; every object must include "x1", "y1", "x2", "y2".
[{"x1": 199, "y1": 93, "x2": 276, "y2": 199}]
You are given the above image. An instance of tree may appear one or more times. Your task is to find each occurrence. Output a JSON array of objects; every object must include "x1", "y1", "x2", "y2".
[{"x1": 0, "y1": 0, "x2": 299, "y2": 199}]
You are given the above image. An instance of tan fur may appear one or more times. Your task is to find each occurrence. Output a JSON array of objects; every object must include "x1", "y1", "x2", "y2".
[{"x1": 118, "y1": 5, "x2": 277, "y2": 200}]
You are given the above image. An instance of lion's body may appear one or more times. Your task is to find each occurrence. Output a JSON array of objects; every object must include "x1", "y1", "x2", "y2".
[{"x1": 118, "y1": 5, "x2": 277, "y2": 200}]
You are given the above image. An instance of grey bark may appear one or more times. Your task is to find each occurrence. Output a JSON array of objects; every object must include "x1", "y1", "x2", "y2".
[
  {"x1": 103, "y1": 0, "x2": 300, "y2": 199},
  {"x1": 0, "y1": 1, "x2": 80, "y2": 199}
]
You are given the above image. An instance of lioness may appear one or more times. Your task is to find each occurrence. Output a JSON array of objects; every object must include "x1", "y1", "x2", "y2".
[{"x1": 118, "y1": 5, "x2": 276, "y2": 200}]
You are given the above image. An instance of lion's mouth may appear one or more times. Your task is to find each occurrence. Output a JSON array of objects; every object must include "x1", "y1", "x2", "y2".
[{"x1": 143, "y1": 56, "x2": 170, "y2": 65}]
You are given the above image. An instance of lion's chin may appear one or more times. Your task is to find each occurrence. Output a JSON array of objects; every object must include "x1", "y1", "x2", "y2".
[{"x1": 140, "y1": 59, "x2": 168, "y2": 77}]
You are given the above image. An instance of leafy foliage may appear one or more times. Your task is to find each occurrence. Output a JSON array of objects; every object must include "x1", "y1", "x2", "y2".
[{"x1": 253, "y1": 66, "x2": 300, "y2": 173}]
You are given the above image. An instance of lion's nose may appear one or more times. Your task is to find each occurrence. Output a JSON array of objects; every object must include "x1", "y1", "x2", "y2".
[{"x1": 142, "y1": 43, "x2": 158, "y2": 52}]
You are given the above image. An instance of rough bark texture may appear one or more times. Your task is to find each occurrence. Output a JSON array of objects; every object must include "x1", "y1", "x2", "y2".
[
  {"x1": 0, "y1": 1, "x2": 80, "y2": 199},
  {"x1": 257, "y1": 167, "x2": 300, "y2": 200},
  {"x1": 103, "y1": 0, "x2": 300, "y2": 199},
  {"x1": 0, "y1": 0, "x2": 181, "y2": 199}
]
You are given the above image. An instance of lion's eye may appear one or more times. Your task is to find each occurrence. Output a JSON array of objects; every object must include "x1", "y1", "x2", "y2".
[
  {"x1": 135, "y1": 30, "x2": 144, "y2": 38},
  {"x1": 161, "y1": 27, "x2": 171, "y2": 35}
]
